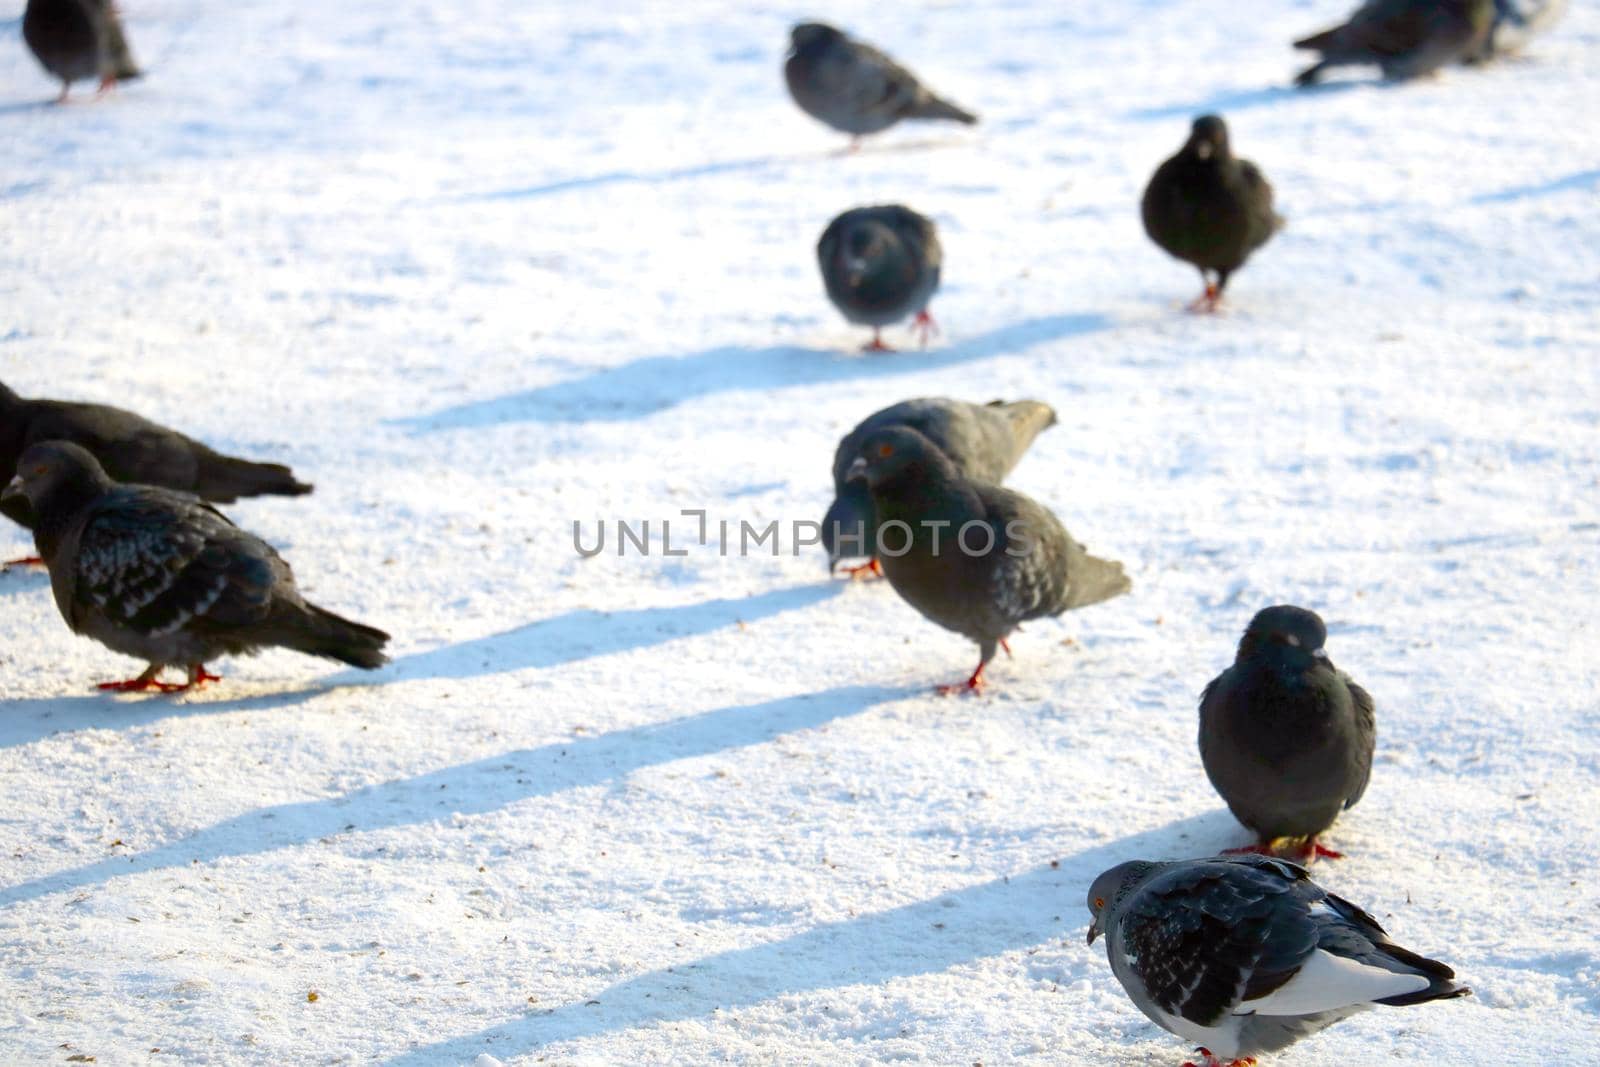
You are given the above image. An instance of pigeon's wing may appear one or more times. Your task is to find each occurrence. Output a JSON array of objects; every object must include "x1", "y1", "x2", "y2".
[
  {"x1": 26, "y1": 403, "x2": 200, "y2": 490},
  {"x1": 1342, "y1": 680, "x2": 1378, "y2": 808},
  {"x1": 1119, "y1": 858, "x2": 1318, "y2": 1026},
  {"x1": 978, "y1": 485, "x2": 1072, "y2": 625},
  {"x1": 828, "y1": 40, "x2": 925, "y2": 120},
  {"x1": 70, "y1": 490, "x2": 277, "y2": 637}
]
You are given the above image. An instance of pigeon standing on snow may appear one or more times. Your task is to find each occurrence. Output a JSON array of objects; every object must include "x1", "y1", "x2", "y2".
[
  {"x1": 3, "y1": 442, "x2": 388, "y2": 692},
  {"x1": 0, "y1": 380, "x2": 312, "y2": 538},
  {"x1": 22, "y1": 0, "x2": 142, "y2": 103},
  {"x1": 847, "y1": 425, "x2": 1128, "y2": 692},
  {"x1": 1199, "y1": 606, "x2": 1376, "y2": 861},
  {"x1": 818, "y1": 205, "x2": 943, "y2": 350},
  {"x1": 1142, "y1": 115, "x2": 1282, "y2": 313},
  {"x1": 1086, "y1": 855, "x2": 1469, "y2": 1067},
  {"x1": 1293, "y1": 0, "x2": 1495, "y2": 86},
  {"x1": 822, "y1": 398, "x2": 1058, "y2": 577},
  {"x1": 784, "y1": 22, "x2": 977, "y2": 145}
]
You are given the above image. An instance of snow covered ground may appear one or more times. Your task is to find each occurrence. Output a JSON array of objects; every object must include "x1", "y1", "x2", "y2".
[{"x1": 2, "y1": 0, "x2": 1598, "y2": 1063}]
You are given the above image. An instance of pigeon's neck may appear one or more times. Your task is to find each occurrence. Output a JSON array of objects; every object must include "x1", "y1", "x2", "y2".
[
  {"x1": 868, "y1": 463, "x2": 981, "y2": 525},
  {"x1": 30, "y1": 473, "x2": 110, "y2": 561}
]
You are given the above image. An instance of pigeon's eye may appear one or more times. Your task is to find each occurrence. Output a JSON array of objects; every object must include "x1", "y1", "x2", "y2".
[
  {"x1": 1094, "y1": 896, "x2": 1105, "y2": 910},
  {"x1": 876, "y1": 444, "x2": 894, "y2": 458}
]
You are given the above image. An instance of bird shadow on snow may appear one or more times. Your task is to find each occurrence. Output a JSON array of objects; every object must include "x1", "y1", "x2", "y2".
[
  {"x1": 382, "y1": 810, "x2": 1244, "y2": 1066},
  {"x1": 395, "y1": 314, "x2": 1107, "y2": 434},
  {"x1": 0, "y1": 682, "x2": 910, "y2": 910},
  {"x1": 359, "y1": 581, "x2": 844, "y2": 684},
  {"x1": 1126, "y1": 80, "x2": 1359, "y2": 121},
  {"x1": 0, "y1": 684, "x2": 337, "y2": 753}
]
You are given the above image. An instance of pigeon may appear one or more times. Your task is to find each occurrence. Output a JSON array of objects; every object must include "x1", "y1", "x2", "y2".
[
  {"x1": 784, "y1": 22, "x2": 977, "y2": 145},
  {"x1": 22, "y1": 0, "x2": 141, "y2": 103},
  {"x1": 1086, "y1": 855, "x2": 1469, "y2": 1067},
  {"x1": 1293, "y1": 0, "x2": 1495, "y2": 86},
  {"x1": 1142, "y1": 115, "x2": 1283, "y2": 313},
  {"x1": 1199, "y1": 606, "x2": 1376, "y2": 862},
  {"x1": 846, "y1": 425, "x2": 1128, "y2": 692},
  {"x1": 0, "y1": 380, "x2": 312, "y2": 538},
  {"x1": 3, "y1": 441, "x2": 388, "y2": 692},
  {"x1": 817, "y1": 205, "x2": 942, "y2": 350},
  {"x1": 822, "y1": 398, "x2": 1058, "y2": 578}
]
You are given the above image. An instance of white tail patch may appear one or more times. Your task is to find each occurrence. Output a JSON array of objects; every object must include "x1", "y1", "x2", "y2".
[{"x1": 1242, "y1": 949, "x2": 1429, "y2": 1016}]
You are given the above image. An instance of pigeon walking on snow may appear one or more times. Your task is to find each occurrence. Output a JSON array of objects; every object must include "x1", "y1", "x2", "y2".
[
  {"x1": 823, "y1": 398, "x2": 1057, "y2": 578},
  {"x1": 846, "y1": 425, "x2": 1128, "y2": 692},
  {"x1": 1086, "y1": 855, "x2": 1469, "y2": 1066},
  {"x1": 0, "y1": 380, "x2": 312, "y2": 539},
  {"x1": 818, "y1": 205, "x2": 942, "y2": 350},
  {"x1": 1293, "y1": 0, "x2": 1495, "y2": 86},
  {"x1": 1142, "y1": 115, "x2": 1282, "y2": 313},
  {"x1": 784, "y1": 22, "x2": 977, "y2": 145},
  {"x1": 23, "y1": 0, "x2": 141, "y2": 103},
  {"x1": 3, "y1": 442, "x2": 388, "y2": 692},
  {"x1": 1199, "y1": 606, "x2": 1376, "y2": 862}
]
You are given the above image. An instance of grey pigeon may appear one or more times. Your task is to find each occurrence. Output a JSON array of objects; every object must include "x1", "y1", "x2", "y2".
[
  {"x1": 23, "y1": 0, "x2": 141, "y2": 103},
  {"x1": 822, "y1": 397, "x2": 1058, "y2": 577},
  {"x1": 784, "y1": 22, "x2": 977, "y2": 144},
  {"x1": 846, "y1": 425, "x2": 1128, "y2": 692},
  {"x1": 1199, "y1": 606, "x2": 1376, "y2": 862},
  {"x1": 1086, "y1": 855, "x2": 1469, "y2": 1066},
  {"x1": 0, "y1": 380, "x2": 312, "y2": 536},
  {"x1": 817, "y1": 204, "x2": 942, "y2": 350},
  {"x1": 3, "y1": 441, "x2": 387, "y2": 692},
  {"x1": 1293, "y1": 0, "x2": 1495, "y2": 86},
  {"x1": 1142, "y1": 115, "x2": 1282, "y2": 313}
]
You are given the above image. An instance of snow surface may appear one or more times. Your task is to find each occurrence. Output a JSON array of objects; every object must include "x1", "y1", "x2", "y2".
[{"x1": 2, "y1": 0, "x2": 1598, "y2": 1063}]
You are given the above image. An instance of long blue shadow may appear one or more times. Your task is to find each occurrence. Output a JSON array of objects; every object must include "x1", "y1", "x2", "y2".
[
  {"x1": 383, "y1": 809, "x2": 1240, "y2": 1065},
  {"x1": 377, "y1": 582, "x2": 843, "y2": 684},
  {"x1": 396, "y1": 314, "x2": 1106, "y2": 434},
  {"x1": 1470, "y1": 168, "x2": 1600, "y2": 204},
  {"x1": 0, "y1": 683, "x2": 332, "y2": 752},
  {"x1": 0, "y1": 683, "x2": 907, "y2": 910}
]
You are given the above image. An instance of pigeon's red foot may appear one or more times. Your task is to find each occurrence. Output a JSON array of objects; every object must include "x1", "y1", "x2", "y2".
[
  {"x1": 862, "y1": 328, "x2": 894, "y2": 352},
  {"x1": 1181, "y1": 1048, "x2": 1255, "y2": 1067},
  {"x1": 841, "y1": 558, "x2": 883, "y2": 581},
  {"x1": 2, "y1": 555, "x2": 45, "y2": 569},
  {"x1": 1300, "y1": 838, "x2": 1344, "y2": 861},
  {"x1": 96, "y1": 74, "x2": 117, "y2": 97},
  {"x1": 1225, "y1": 838, "x2": 1343, "y2": 863},
  {"x1": 1186, "y1": 283, "x2": 1222, "y2": 314},
  {"x1": 186, "y1": 664, "x2": 223, "y2": 688},
  {"x1": 936, "y1": 662, "x2": 988, "y2": 696},
  {"x1": 911, "y1": 309, "x2": 940, "y2": 348},
  {"x1": 98, "y1": 675, "x2": 188, "y2": 694},
  {"x1": 999, "y1": 638, "x2": 1013, "y2": 658}
]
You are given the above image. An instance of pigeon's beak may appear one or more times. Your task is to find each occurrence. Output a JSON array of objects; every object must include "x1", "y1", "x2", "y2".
[
  {"x1": 1, "y1": 475, "x2": 22, "y2": 503},
  {"x1": 845, "y1": 457, "x2": 869, "y2": 483},
  {"x1": 1086, "y1": 919, "x2": 1101, "y2": 946}
]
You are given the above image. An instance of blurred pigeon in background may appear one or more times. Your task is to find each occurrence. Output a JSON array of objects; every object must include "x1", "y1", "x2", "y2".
[
  {"x1": 23, "y1": 0, "x2": 141, "y2": 103},
  {"x1": 823, "y1": 397, "x2": 1057, "y2": 578},
  {"x1": 1086, "y1": 855, "x2": 1469, "y2": 1066},
  {"x1": 1293, "y1": 0, "x2": 1495, "y2": 85},
  {"x1": 3, "y1": 442, "x2": 387, "y2": 692},
  {"x1": 818, "y1": 204, "x2": 943, "y2": 350},
  {"x1": 784, "y1": 22, "x2": 977, "y2": 145}
]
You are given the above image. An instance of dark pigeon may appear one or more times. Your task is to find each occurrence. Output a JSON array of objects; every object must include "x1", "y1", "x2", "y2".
[
  {"x1": 0, "y1": 380, "x2": 311, "y2": 534},
  {"x1": 784, "y1": 22, "x2": 977, "y2": 144},
  {"x1": 817, "y1": 205, "x2": 942, "y2": 350},
  {"x1": 1294, "y1": 0, "x2": 1495, "y2": 86},
  {"x1": 1199, "y1": 606, "x2": 1376, "y2": 862},
  {"x1": 1142, "y1": 115, "x2": 1283, "y2": 313},
  {"x1": 23, "y1": 0, "x2": 141, "y2": 103},
  {"x1": 822, "y1": 398, "x2": 1058, "y2": 577},
  {"x1": 1086, "y1": 855, "x2": 1469, "y2": 1066},
  {"x1": 846, "y1": 425, "x2": 1128, "y2": 692},
  {"x1": 3, "y1": 441, "x2": 388, "y2": 692}
]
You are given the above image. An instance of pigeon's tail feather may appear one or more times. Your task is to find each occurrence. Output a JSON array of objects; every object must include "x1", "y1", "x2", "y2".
[
  {"x1": 1375, "y1": 980, "x2": 1471, "y2": 1007},
  {"x1": 908, "y1": 94, "x2": 977, "y2": 125},
  {"x1": 1294, "y1": 59, "x2": 1332, "y2": 86},
  {"x1": 994, "y1": 400, "x2": 1058, "y2": 454},
  {"x1": 193, "y1": 454, "x2": 313, "y2": 503},
  {"x1": 279, "y1": 603, "x2": 390, "y2": 669},
  {"x1": 1064, "y1": 554, "x2": 1131, "y2": 611},
  {"x1": 1293, "y1": 26, "x2": 1344, "y2": 51},
  {"x1": 1370, "y1": 942, "x2": 1470, "y2": 1006}
]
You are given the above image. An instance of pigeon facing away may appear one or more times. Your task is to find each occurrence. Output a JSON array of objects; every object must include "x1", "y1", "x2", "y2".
[
  {"x1": 818, "y1": 205, "x2": 943, "y2": 350},
  {"x1": 822, "y1": 398, "x2": 1058, "y2": 577},
  {"x1": 3, "y1": 442, "x2": 387, "y2": 692},
  {"x1": 846, "y1": 425, "x2": 1128, "y2": 692},
  {"x1": 1086, "y1": 855, "x2": 1469, "y2": 1066},
  {"x1": 1199, "y1": 606, "x2": 1376, "y2": 862},
  {"x1": 23, "y1": 0, "x2": 141, "y2": 103},
  {"x1": 1142, "y1": 115, "x2": 1283, "y2": 313},
  {"x1": 784, "y1": 22, "x2": 977, "y2": 144},
  {"x1": 1293, "y1": 0, "x2": 1495, "y2": 86},
  {"x1": 0, "y1": 380, "x2": 312, "y2": 535}
]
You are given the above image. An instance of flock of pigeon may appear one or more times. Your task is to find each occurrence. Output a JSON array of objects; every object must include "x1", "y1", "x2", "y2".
[{"x1": 4, "y1": 1, "x2": 1570, "y2": 1064}]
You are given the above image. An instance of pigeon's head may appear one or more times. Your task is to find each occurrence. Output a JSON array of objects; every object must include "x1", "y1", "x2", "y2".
[
  {"x1": 1236, "y1": 604, "x2": 1330, "y2": 669},
  {"x1": 845, "y1": 426, "x2": 952, "y2": 491},
  {"x1": 1185, "y1": 114, "x2": 1231, "y2": 161},
  {"x1": 1086, "y1": 860, "x2": 1162, "y2": 944},
  {"x1": 3, "y1": 440, "x2": 110, "y2": 509},
  {"x1": 790, "y1": 22, "x2": 844, "y2": 53},
  {"x1": 0, "y1": 380, "x2": 17, "y2": 407}
]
